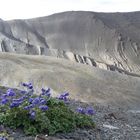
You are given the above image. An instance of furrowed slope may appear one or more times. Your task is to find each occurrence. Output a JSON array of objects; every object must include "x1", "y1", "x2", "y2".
[
  {"x1": 0, "y1": 52, "x2": 140, "y2": 109},
  {"x1": 0, "y1": 11, "x2": 140, "y2": 74}
]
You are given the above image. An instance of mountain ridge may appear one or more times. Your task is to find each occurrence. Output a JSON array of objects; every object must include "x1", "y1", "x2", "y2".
[
  {"x1": 0, "y1": 11, "x2": 140, "y2": 109},
  {"x1": 0, "y1": 11, "x2": 140, "y2": 75}
]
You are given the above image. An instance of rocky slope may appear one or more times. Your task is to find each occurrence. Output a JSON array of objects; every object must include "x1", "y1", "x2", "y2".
[{"x1": 0, "y1": 11, "x2": 140, "y2": 74}]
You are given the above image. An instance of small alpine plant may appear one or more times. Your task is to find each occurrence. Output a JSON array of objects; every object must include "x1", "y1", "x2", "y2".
[{"x1": 0, "y1": 82, "x2": 95, "y2": 136}]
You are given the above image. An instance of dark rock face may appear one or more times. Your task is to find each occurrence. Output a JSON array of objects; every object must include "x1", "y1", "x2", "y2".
[{"x1": 0, "y1": 11, "x2": 140, "y2": 74}]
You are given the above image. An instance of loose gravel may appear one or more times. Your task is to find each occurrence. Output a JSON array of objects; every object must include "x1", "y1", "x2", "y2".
[{"x1": 0, "y1": 87, "x2": 139, "y2": 140}]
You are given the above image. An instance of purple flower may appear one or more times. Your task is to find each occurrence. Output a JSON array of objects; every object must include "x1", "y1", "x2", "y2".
[
  {"x1": 22, "y1": 83, "x2": 28, "y2": 87},
  {"x1": 63, "y1": 92, "x2": 69, "y2": 96},
  {"x1": 0, "y1": 94, "x2": 7, "y2": 99},
  {"x1": 45, "y1": 92, "x2": 51, "y2": 97},
  {"x1": 28, "y1": 83, "x2": 33, "y2": 89},
  {"x1": 41, "y1": 88, "x2": 46, "y2": 93},
  {"x1": 10, "y1": 102, "x2": 21, "y2": 108},
  {"x1": 77, "y1": 106, "x2": 95, "y2": 115},
  {"x1": 6, "y1": 89, "x2": 15, "y2": 96},
  {"x1": 29, "y1": 104, "x2": 34, "y2": 108},
  {"x1": 22, "y1": 95, "x2": 28, "y2": 100},
  {"x1": 12, "y1": 97, "x2": 24, "y2": 102},
  {"x1": 41, "y1": 88, "x2": 51, "y2": 97},
  {"x1": 22, "y1": 82, "x2": 33, "y2": 89},
  {"x1": 20, "y1": 96, "x2": 26, "y2": 101},
  {"x1": 1, "y1": 98, "x2": 9, "y2": 104},
  {"x1": 24, "y1": 104, "x2": 34, "y2": 110},
  {"x1": 32, "y1": 97, "x2": 40, "y2": 105},
  {"x1": 29, "y1": 97, "x2": 47, "y2": 106},
  {"x1": 20, "y1": 90, "x2": 27, "y2": 94},
  {"x1": 39, "y1": 105, "x2": 49, "y2": 111},
  {"x1": 86, "y1": 107, "x2": 95, "y2": 115},
  {"x1": 45, "y1": 88, "x2": 50, "y2": 93},
  {"x1": 28, "y1": 98, "x2": 34, "y2": 103},
  {"x1": 40, "y1": 98, "x2": 47, "y2": 105},
  {"x1": 58, "y1": 92, "x2": 69, "y2": 101},
  {"x1": 76, "y1": 107, "x2": 86, "y2": 114},
  {"x1": 24, "y1": 106, "x2": 30, "y2": 110}
]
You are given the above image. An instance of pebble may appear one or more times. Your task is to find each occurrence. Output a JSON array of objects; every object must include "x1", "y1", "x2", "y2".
[
  {"x1": 127, "y1": 110, "x2": 140, "y2": 113},
  {"x1": 103, "y1": 124, "x2": 119, "y2": 130}
]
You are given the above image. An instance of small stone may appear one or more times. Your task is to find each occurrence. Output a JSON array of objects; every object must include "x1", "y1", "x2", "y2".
[
  {"x1": 103, "y1": 124, "x2": 119, "y2": 130},
  {"x1": 128, "y1": 110, "x2": 140, "y2": 114}
]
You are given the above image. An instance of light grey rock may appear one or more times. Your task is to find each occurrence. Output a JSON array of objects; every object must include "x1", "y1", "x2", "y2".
[
  {"x1": 127, "y1": 110, "x2": 140, "y2": 114},
  {"x1": 103, "y1": 124, "x2": 119, "y2": 130}
]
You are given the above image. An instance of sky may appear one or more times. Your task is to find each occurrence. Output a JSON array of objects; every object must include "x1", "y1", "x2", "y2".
[{"x1": 0, "y1": 0, "x2": 140, "y2": 20}]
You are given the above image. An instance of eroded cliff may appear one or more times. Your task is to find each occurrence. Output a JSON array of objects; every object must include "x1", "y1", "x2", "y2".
[{"x1": 0, "y1": 11, "x2": 140, "y2": 75}]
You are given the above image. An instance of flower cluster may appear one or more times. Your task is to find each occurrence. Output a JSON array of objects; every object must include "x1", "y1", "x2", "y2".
[
  {"x1": 0, "y1": 83, "x2": 95, "y2": 118},
  {"x1": 22, "y1": 82, "x2": 33, "y2": 89},
  {"x1": 0, "y1": 82, "x2": 95, "y2": 136},
  {"x1": 41, "y1": 88, "x2": 51, "y2": 97},
  {"x1": 0, "y1": 83, "x2": 52, "y2": 119},
  {"x1": 77, "y1": 106, "x2": 95, "y2": 115},
  {"x1": 58, "y1": 92, "x2": 69, "y2": 102}
]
